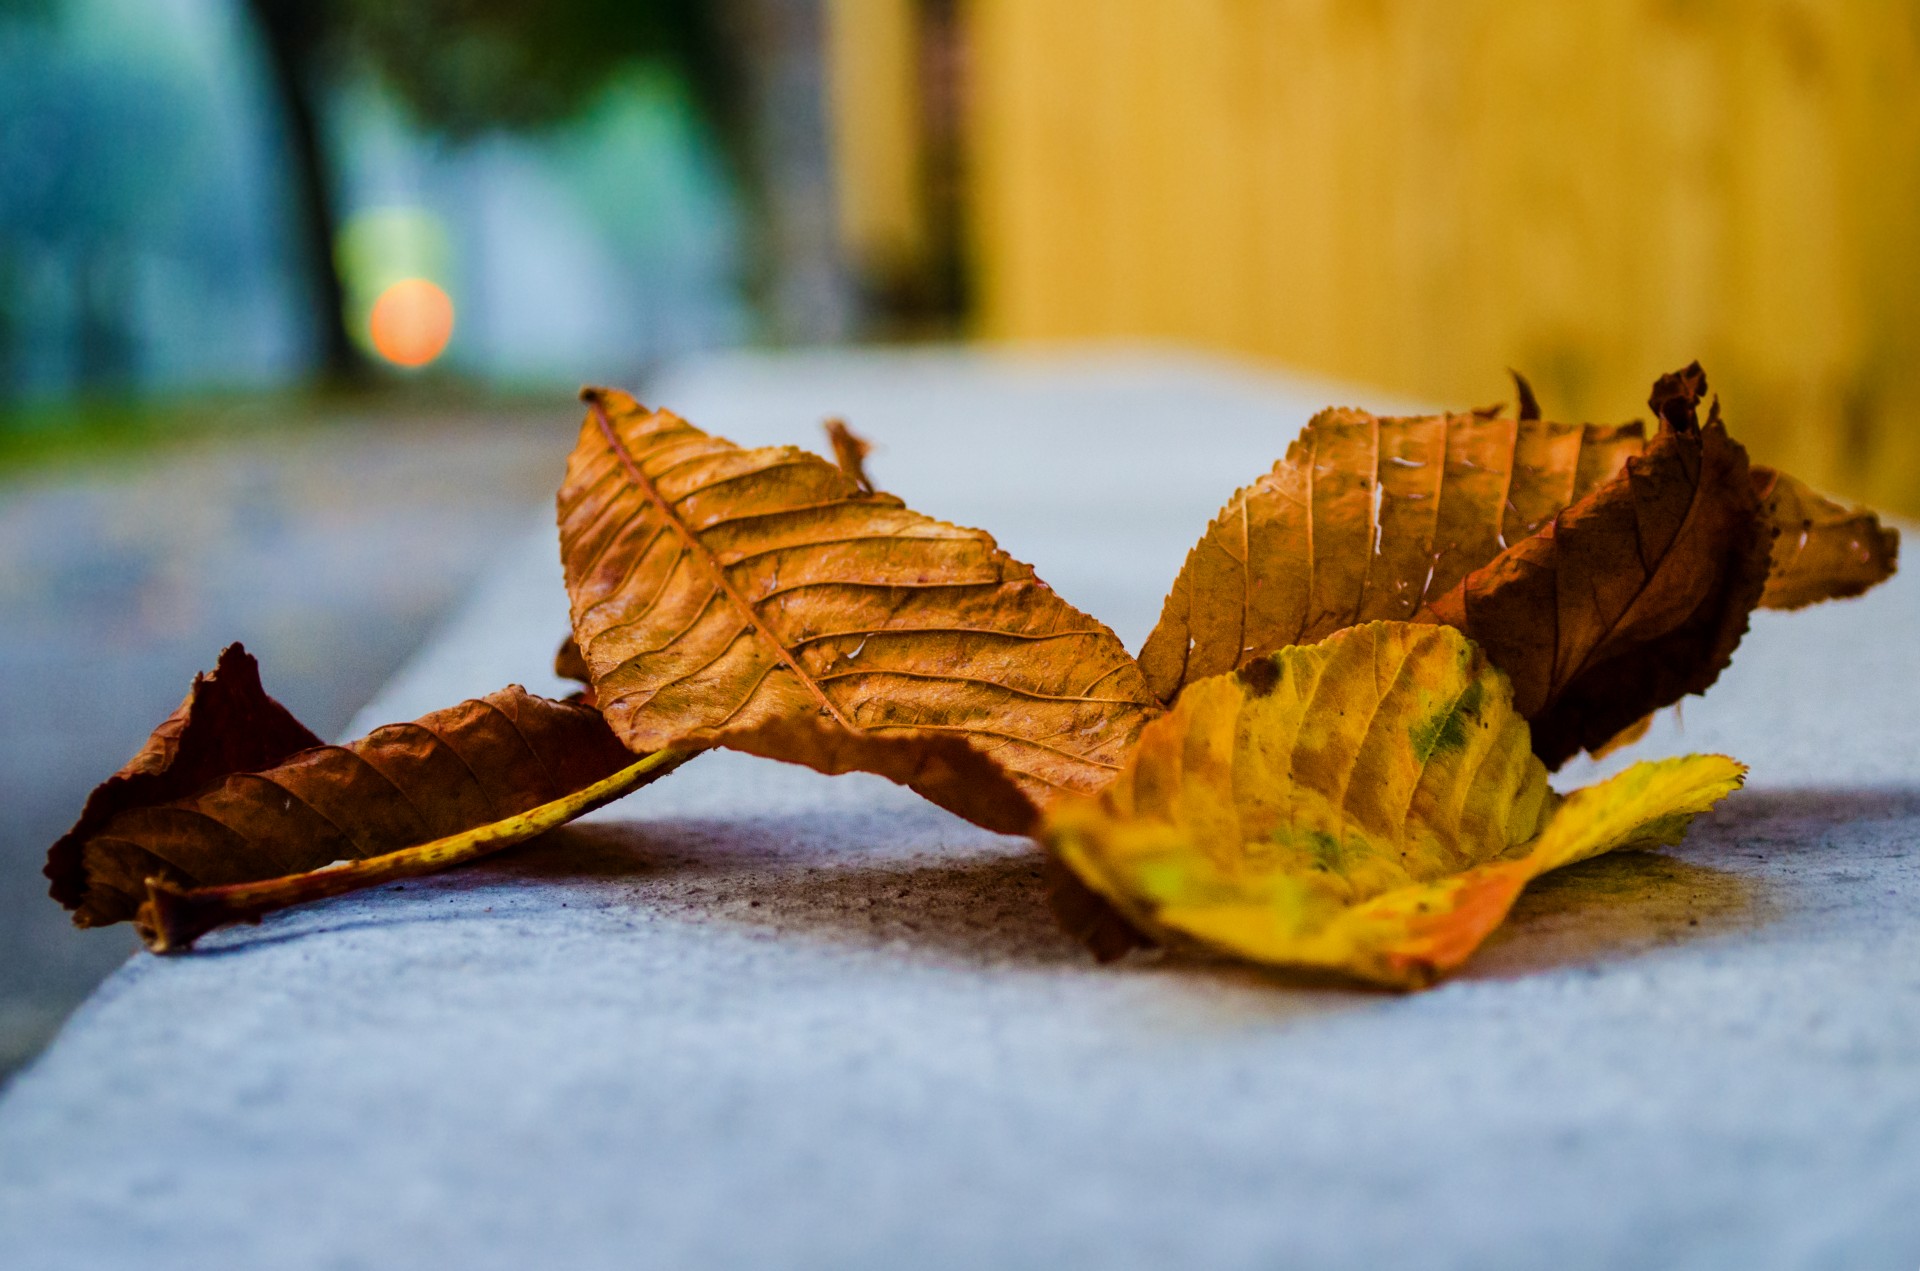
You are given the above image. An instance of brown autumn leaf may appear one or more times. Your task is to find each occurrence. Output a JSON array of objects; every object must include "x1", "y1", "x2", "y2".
[
  {"x1": 1139, "y1": 366, "x2": 1898, "y2": 708},
  {"x1": 557, "y1": 388, "x2": 1162, "y2": 833},
  {"x1": 1755, "y1": 465, "x2": 1900, "y2": 610},
  {"x1": 1422, "y1": 364, "x2": 1771, "y2": 767},
  {"x1": 50, "y1": 645, "x2": 666, "y2": 938},
  {"x1": 45, "y1": 643, "x2": 323, "y2": 918},
  {"x1": 1137, "y1": 387, "x2": 1645, "y2": 702}
]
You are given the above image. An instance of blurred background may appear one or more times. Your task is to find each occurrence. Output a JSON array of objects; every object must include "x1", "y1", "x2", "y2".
[{"x1": 3, "y1": 0, "x2": 1917, "y2": 1078}]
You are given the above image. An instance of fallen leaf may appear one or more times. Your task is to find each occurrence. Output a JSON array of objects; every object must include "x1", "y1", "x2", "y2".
[
  {"x1": 1039, "y1": 622, "x2": 1745, "y2": 987},
  {"x1": 1140, "y1": 365, "x2": 1898, "y2": 707},
  {"x1": 1137, "y1": 397, "x2": 1644, "y2": 703},
  {"x1": 45, "y1": 643, "x2": 322, "y2": 918},
  {"x1": 1754, "y1": 465, "x2": 1900, "y2": 610},
  {"x1": 1423, "y1": 366, "x2": 1771, "y2": 767},
  {"x1": 557, "y1": 388, "x2": 1161, "y2": 831},
  {"x1": 49, "y1": 645, "x2": 667, "y2": 934}
]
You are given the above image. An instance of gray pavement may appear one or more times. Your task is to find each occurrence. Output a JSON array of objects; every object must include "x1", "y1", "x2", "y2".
[
  {"x1": 0, "y1": 406, "x2": 570, "y2": 1080},
  {"x1": 3, "y1": 349, "x2": 1917, "y2": 1270}
]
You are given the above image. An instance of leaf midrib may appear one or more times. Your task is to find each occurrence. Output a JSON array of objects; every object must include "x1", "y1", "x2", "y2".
[{"x1": 589, "y1": 395, "x2": 856, "y2": 731}]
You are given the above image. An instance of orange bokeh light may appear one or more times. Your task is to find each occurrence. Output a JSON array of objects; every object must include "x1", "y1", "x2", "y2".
[{"x1": 368, "y1": 278, "x2": 454, "y2": 368}]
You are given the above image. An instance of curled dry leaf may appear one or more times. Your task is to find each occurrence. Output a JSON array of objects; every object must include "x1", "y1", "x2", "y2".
[
  {"x1": 1141, "y1": 364, "x2": 1898, "y2": 718},
  {"x1": 1423, "y1": 366, "x2": 1771, "y2": 767},
  {"x1": 47, "y1": 645, "x2": 676, "y2": 946},
  {"x1": 1754, "y1": 465, "x2": 1900, "y2": 610},
  {"x1": 1040, "y1": 622, "x2": 1745, "y2": 988},
  {"x1": 45, "y1": 643, "x2": 323, "y2": 919},
  {"x1": 558, "y1": 388, "x2": 1160, "y2": 833},
  {"x1": 1137, "y1": 397, "x2": 1644, "y2": 702}
]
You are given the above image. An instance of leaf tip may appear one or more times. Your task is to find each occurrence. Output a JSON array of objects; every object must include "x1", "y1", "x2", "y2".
[
  {"x1": 823, "y1": 417, "x2": 876, "y2": 494},
  {"x1": 1649, "y1": 362, "x2": 1710, "y2": 434},
  {"x1": 1508, "y1": 368, "x2": 1541, "y2": 421}
]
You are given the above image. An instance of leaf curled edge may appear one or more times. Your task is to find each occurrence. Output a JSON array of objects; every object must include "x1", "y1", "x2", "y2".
[
  {"x1": 1038, "y1": 622, "x2": 1745, "y2": 988},
  {"x1": 1753, "y1": 465, "x2": 1899, "y2": 610},
  {"x1": 1423, "y1": 365, "x2": 1771, "y2": 767}
]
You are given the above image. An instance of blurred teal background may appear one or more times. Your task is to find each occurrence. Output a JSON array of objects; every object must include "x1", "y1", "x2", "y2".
[{"x1": 0, "y1": 0, "x2": 767, "y2": 405}]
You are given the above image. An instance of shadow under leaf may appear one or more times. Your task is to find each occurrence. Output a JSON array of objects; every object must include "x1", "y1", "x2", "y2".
[
  {"x1": 509, "y1": 816, "x2": 1089, "y2": 968},
  {"x1": 500, "y1": 811, "x2": 1793, "y2": 989},
  {"x1": 195, "y1": 780, "x2": 1916, "y2": 985},
  {"x1": 1696, "y1": 785, "x2": 1920, "y2": 837},
  {"x1": 1464, "y1": 851, "x2": 1772, "y2": 981}
]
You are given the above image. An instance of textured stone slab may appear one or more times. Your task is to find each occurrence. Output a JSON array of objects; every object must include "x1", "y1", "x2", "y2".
[{"x1": 3, "y1": 349, "x2": 1917, "y2": 1271}]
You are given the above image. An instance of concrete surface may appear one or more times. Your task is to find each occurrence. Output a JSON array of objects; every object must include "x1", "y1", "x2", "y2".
[
  {"x1": 0, "y1": 410, "x2": 569, "y2": 1079},
  {"x1": 1, "y1": 348, "x2": 1917, "y2": 1270}
]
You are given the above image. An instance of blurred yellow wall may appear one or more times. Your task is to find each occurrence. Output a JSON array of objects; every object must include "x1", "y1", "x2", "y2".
[
  {"x1": 827, "y1": 0, "x2": 929, "y2": 286},
  {"x1": 936, "y1": 0, "x2": 1920, "y2": 510}
]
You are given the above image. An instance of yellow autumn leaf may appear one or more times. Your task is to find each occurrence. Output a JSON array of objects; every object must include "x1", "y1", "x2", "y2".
[{"x1": 1039, "y1": 622, "x2": 1745, "y2": 989}]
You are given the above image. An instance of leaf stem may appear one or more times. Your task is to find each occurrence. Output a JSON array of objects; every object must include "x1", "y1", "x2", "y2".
[{"x1": 136, "y1": 747, "x2": 690, "y2": 953}]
